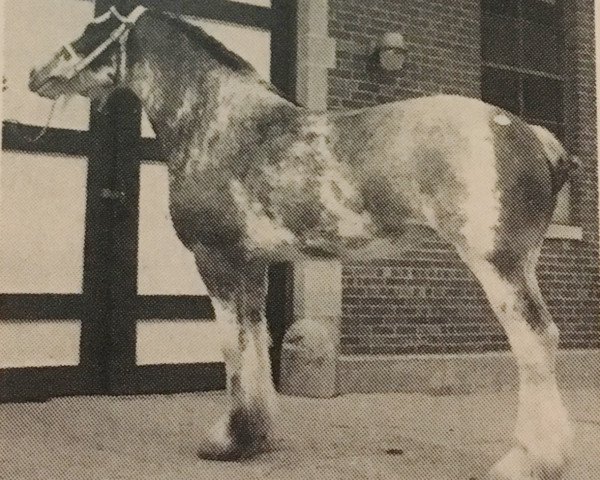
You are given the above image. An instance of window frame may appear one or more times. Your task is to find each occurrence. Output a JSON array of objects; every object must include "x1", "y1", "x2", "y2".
[{"x1": 480, "y1": 0, "x2": 580, "y2": 239}]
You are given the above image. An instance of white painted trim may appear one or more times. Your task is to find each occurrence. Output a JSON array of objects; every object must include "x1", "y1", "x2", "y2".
[
  {"x1": 546, "y1": 224, "x2": 583, "y2": 240},
  {"x1": 295, "y1": 0, "x2": 336, "y2": 110},
  {"x1": 0, "y1": 320, "x2": 81, "y2": 368},
  {"x1": 136, "y1": 319, "x2": 223, "y2": 365}
]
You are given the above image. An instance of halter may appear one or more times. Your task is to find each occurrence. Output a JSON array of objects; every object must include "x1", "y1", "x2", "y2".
[
  {"x1": 23, "y1": 6, "x2": 146, "y2": 143},
  {"x1": 55, "y1": 5, "x2": 147, "y2": 83}
]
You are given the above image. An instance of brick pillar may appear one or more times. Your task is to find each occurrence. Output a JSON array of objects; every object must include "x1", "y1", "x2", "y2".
[{"x1": 279, "y1": 260, "x2": 342, "y2": 397}]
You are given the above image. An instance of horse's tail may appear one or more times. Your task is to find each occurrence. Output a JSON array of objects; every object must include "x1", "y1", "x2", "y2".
[{"x1": 530, "y1": 124, "x2": 579, "y2": 195}]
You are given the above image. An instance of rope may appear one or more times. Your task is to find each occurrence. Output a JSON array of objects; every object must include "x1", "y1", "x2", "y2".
[
  {"x1": 23, "y1": 96, "x2": 62, "y2": 142},
  {"x1": 15, "y1": 6, "x2": 147, "y2": 143}
]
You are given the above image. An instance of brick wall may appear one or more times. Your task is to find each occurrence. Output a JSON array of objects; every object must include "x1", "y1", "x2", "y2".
[
  {"x1": 328, "y1": 0, "x2": 600, "y2": 355},
  {"x1": 328, "y1": 0, "x2": 481, "y2": 108}
]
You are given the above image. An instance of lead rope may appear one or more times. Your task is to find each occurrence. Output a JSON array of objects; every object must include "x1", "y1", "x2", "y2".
[
  {"x1": 111, "y1": 5, "x2": 144, "y2": 83},
  {"x1": 25, "y1": 21, "x2": 124, "y2": 141},
  {"x1": 24, "y1": 96, "x2": 63, "y2": 142},
  {"x1": 95, "y1": 28, "x2": 128, "y2": 112},
  {"x1": 21, "y1": 6, "x2": 146, "y2": 141}
]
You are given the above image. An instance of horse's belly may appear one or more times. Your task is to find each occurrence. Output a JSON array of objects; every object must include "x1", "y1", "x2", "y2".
[{"x1": 231, "y1": 185, "x2": 376, "y2": 260}]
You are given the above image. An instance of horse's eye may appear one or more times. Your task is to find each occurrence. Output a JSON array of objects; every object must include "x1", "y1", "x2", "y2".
[{"x1": 61, "y1": 47, "x2": 72, "y2": 60}]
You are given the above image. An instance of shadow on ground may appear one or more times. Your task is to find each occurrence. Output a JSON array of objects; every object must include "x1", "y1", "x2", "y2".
[{"x1": 0, "y1": 389, "x2": 598, "y2": 479}]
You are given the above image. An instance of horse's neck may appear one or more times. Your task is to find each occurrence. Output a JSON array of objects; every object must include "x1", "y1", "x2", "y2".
[{"x1": 125, "y1": 17, "x2": 286, "y2": 171}]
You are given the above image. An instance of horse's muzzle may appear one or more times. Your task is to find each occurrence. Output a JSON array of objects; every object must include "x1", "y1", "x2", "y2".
[{"x1": 29, "y1": 68, "x2": 62, "y2": 99}]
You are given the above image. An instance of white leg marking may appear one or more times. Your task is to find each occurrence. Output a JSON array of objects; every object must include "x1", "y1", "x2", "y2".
[
  {"x1": 465, "y1": 259, "x2": 572, "y2": 479},
  {"x1": 213, "y1": 299, "x2": 275, "y2": 411},
  {"x1": 200, "y1": 300, "x2": 277, "y2": 459},
  {"x1": 239, "y1": 321, "x2": 277, "y2": 415},
  {"x1": 212, "y1": 300, "x2": 241, "y2": 387}
]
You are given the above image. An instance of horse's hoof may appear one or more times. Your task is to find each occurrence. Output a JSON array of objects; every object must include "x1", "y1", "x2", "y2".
[
  {"x1": 197, "y1": 410, "x2": 271, "y2": 462},
  {"x1": 488, "y1": 446, "x2": 566, "y2": 480},
  {"x1": 197, "y1": 436, "x2": 246, "y2": 461},
  {"x1": 197, "y1": 432, "x2": 269, "y2": 461}
]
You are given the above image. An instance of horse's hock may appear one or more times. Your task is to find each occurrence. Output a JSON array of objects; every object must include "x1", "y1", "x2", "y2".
[{"x1": 278, "y1": 260, "x2": 342, "y2": 398}]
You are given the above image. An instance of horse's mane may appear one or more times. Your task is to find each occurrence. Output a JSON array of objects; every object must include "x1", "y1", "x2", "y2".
[
  {"x1": 145, "y1": 8, "x2": 300, "y2": 106},
  {"x1": 149, "y1": 10, "x2": 255, "y2": 74}
]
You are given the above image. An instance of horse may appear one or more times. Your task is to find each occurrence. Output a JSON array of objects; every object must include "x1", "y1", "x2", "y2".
[{"x1": 29, "y1": 4, "x2": 579, "y2": 479}]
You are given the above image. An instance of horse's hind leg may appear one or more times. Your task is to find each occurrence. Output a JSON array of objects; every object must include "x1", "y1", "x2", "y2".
[
  {"x1": 462, "y1": 252, "x2": 573, "y2": 480},
  {"x1": 192, "y1": 246, "x2": 276, "y2": 460}
]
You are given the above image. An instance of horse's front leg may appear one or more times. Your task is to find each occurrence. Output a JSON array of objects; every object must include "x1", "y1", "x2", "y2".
[{"x1": 192, "y1": 247, "x2": 276, "y2": 461}]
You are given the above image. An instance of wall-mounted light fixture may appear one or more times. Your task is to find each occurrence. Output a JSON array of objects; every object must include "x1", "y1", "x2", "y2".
[{"x1": 374, "y1": 32, "x2": 408, "y2": 71}]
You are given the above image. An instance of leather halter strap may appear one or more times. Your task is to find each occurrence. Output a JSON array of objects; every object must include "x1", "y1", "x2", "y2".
[{"x1": 56, "y1": 5, "x2": 146, "y2": 82}]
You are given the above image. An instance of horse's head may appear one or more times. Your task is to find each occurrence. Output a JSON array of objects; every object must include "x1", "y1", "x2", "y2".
[{"x1": 29, "y1": 4, "x2": 147, "y2": 100}]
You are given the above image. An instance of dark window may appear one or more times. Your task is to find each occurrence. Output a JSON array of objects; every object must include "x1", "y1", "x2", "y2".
[
  {"x1": 481, "y1": 0, "x2": 569, "y2": 224},
  {"x1": 521, "y1": 21, "x2": 562, "y2": 74},
  {"x1": 481, "y1": 67, "x2": 520, "y2": 114},
  {"x1": 482, "y1": 15, "x2": 519, "y2": 66},
  {"x1": 481, "y1": 0, "x2": 519, "y2": 17},
  {"x1": 481, "y1": 0, "x2": 564, "y2": 125},
  {"x1": 522, "y1": 75, "x2": 563, "y2": 122},
  {"x1": 522, "y1": 0, "x2": 561, "y2": 26}
]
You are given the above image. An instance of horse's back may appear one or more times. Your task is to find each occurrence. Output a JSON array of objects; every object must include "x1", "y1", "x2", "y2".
[{"x1": 331, "y1": 95, "x2": 558, "y2": 257}]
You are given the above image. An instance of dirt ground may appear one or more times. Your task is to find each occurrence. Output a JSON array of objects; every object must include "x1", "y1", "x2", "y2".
[{"x1": 0, "y1": 388, "x2": 599, "y2": 480}]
